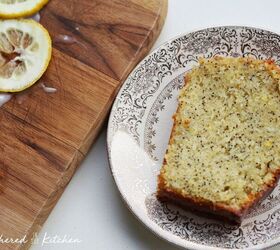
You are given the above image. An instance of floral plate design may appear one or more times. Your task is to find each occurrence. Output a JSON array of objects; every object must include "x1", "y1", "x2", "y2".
[{"x1": 107, "y1": 26, "x2": 280, "y2": 250}]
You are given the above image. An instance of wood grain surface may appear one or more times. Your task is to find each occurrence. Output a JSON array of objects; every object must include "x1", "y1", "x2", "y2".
[{"x1": 0, "y1": 0, "x2": 167, "y2": 249}]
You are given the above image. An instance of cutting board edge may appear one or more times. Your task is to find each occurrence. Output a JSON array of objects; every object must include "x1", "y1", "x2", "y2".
[
  {"x1": 79, "y1": 0, "x2": 168, "y2": 155},
  {"x1": 19, "y1": 150, "x2": 84, "y2": 250}
]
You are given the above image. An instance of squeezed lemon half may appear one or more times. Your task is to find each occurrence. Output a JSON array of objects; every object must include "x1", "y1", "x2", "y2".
[
  {"x1": 0, "y1": 0, "x2": 49, "y2": 19},
  {"x1": 0, "y1": 19, "x2": 52, "y2": 92}
]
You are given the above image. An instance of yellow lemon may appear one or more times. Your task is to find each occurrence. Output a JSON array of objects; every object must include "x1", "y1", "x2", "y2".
[
  {"x1": 0, "y1": 0, "x2": 49, "y2": 19},
  {"x1": 0, "y1": 19, "x2": 52, "y2": 92}
]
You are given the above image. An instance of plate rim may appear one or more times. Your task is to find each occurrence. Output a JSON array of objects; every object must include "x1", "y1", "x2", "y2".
[{"x1": 106, "y1": 25, "x2": 280, "y2": 250}]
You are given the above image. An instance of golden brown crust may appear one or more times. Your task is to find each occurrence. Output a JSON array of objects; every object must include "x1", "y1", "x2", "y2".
[
  {"x1": 157, "y1": 168, "x2": 280, "y2": 224},
  {"x1": 157, "y1": 57, "x2": 280, "y2": 224}
]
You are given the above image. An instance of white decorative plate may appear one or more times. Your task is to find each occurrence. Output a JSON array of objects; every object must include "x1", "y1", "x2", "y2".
[{"x1": 107, "y1": 26, "x2": 280, "y2": 250}]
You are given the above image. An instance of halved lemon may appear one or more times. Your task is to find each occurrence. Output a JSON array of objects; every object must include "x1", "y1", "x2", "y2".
[
  {"x1": 0, "y1": 0, "x2": 49, "y2": 19},
  {"x1": 0, "y1": 19, "x2": 52, "y2": 92}
]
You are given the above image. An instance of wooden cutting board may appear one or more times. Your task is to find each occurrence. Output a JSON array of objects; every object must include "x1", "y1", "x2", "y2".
[{"x1": 0, "y1": 0, "x2": 167, "y2": 249}]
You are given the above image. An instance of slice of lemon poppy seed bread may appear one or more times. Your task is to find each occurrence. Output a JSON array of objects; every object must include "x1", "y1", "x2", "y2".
[{"x1": 157, "y1": 57, "x2": 280, "y2": 223}]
